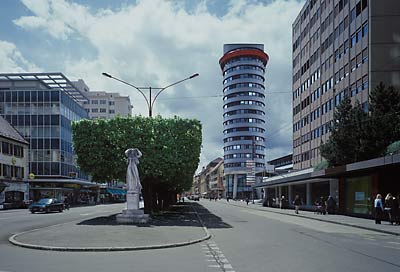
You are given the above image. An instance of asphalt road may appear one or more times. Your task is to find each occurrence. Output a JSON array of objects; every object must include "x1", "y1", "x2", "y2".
[{"x1": 1, "y1": 200, "x2": 400, "y2": 272}]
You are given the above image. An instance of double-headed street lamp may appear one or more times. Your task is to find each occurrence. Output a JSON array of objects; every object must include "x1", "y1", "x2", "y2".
[{"x1": 102, "y1": 72, "x2": 199, "y2": 117}]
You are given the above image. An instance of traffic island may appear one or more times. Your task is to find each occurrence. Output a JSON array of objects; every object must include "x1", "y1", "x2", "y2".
[{"x1": 9, "y1": 203, "x2": 211, "y2": 251}]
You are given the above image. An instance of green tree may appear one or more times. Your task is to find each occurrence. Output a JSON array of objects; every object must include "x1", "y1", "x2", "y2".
[
  {"x1": 72, "y1": 115, "x2": 202, "y2": 214},
  {"x1": 320, "y1": 97, "x2": 368, "y2": 166},
  {"x1": 363, "y1": 82, "x2": 400, "y2": 157}
]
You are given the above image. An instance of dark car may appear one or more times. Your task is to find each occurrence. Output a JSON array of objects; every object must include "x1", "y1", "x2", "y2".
[{"x1": 29, "y1": 198, "x2": 64, "y2": 213}]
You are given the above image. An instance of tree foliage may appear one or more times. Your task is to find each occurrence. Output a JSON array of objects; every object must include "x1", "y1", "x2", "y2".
[
  {"x1": 320, "y1": 97, "x2": 368, "y2": 166},
  {"x1": 320, "y1": 82, "x2": 400, "y2": 167},
  {"x1": 72, "y1": 115, "x2": 202, "y2": 213},
  {"x1": 364, "y1": 82, "x2": 400, "y2": 157}
]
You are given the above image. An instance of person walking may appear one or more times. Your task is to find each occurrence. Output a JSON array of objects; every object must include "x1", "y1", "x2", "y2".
[
  {"x1": 326, "y1": 195, "x2": 337, "y2": 215},
  {"x1": 293, "y1": 195, "x2": 301, "y2": 214},
  {"x1": 280, "y1": 195, "x2": 287, "y2": 209},
  {"x1": 385, "y1": 193, "x2": 395, "y2": 225},
  {"x1": 391, "y1": 194, "x2": 399, "y2": 225},
  {"x1": 374, "y1": 194, "x2": 384, "y2": 224}
]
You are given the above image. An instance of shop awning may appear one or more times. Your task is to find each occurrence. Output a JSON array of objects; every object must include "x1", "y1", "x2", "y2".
[{"x1": 106, "y1": 188, "x2": 126, "y2": 195}]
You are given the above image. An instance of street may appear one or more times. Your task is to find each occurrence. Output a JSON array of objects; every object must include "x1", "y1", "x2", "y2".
[{"x1": 1, "y1": 201, "x2": 400, "y2": 272}]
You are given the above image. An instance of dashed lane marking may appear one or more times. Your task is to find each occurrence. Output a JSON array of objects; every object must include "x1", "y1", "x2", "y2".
[{"x1": 203, "y1": 241, "x2": 235, "y2": 271}]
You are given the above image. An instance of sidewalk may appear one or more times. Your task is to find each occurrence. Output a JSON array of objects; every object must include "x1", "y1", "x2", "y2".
[
  {"x1": 9, "y1": 203, "x2": 211, "y2": 251},
  {"x1": 223, "y1": 200, "x2": 400, "y2": 236}
]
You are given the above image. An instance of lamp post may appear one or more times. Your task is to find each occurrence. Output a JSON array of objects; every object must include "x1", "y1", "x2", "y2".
[{"x1": 102, "y1": 72, "x2": 199, "y2": 117}]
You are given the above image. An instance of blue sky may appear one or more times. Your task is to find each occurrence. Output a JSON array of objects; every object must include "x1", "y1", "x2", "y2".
[{"x1": 0, "y1": 0, "x2": 305, "y2": 172}]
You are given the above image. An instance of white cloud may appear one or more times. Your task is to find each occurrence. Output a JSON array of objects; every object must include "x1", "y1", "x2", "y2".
[
  {"x1": 11, "y1": 0, "x2": 304, "y2": 171},
  {"x1": 0, "y1": 41, "x2": 41, "y2": 72}
]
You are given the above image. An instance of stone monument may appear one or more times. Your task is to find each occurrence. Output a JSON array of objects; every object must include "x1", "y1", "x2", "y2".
[{"x1": 116, "y1": 148, "x2": 150, "y2": 224}]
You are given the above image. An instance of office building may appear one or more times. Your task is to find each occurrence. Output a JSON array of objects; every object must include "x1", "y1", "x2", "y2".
[
  {"x1": 220, "y1": 44, "x2": 269, "y2": 199},
  {"x1": 0, "y1": 73, "x2": 97, "y2": 202},
  {"x1": 292, "y1": 0, "x2": 400, "y2": 170},
  {"x1": 72, "y1": 80, "x2": 132, "y2": 119},
  {"x1": 82, "y1": 91, "x2": 132, "y2": 119}
]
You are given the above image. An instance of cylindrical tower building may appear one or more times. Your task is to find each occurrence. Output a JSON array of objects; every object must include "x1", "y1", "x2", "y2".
[{"x1": 220, "y1": 44, "x2": 269, "y2": 199}]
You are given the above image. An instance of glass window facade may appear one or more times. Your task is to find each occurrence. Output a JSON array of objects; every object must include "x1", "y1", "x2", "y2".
[{"x1": 0, "y1": 89, "x2": 88, "y2": 179}]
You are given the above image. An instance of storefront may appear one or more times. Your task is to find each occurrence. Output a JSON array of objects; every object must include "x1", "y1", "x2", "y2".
[
  {"x1": 28, "y1": 178, "x2": 99, "y2": 204},
  {"x1": 255, "y1": 154, "x2": 400, "y2": 218},
  {"x1": 0, "y1": 180, "x2": 29, "y2": 208}
]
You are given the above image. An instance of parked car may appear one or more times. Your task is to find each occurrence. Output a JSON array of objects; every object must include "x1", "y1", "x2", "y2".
[
  {"x1": 192, "y1": 194, "x2": 200, "y2": 201},
  {"x1": 29, "y1": 198, "x2": 64, "y2": 213}
]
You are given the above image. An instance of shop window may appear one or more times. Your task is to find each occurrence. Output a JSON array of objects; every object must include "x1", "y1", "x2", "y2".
[{"x1": 345, "y1": 176, "x2": 372, "y2": 214}]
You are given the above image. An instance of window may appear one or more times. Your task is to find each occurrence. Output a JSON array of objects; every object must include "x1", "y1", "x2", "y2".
[
  {"x1": 362, "y1": 23, "x2": 368, "y2": 37},
  {"x1": 362, "y1": 0, "x2": 368, "y2": 11},
  {"x1": 356, "y1": 53, "x2": 362, "y2": 68},
  {"x1": 356, "y1": 1, "x2": 361, "y2": 16},
  {"x1": 357, "y1": 79, "x2": 362, "y2": 93},
  {"x1": 100, "y1": 100, "x2": 107, "y2": 104},
  {"x1": 91, "y1": 100, "x2": 98, "y2": 104},
  {"x1": 109, "y1": 101, "x2": 115, "y2": 106},
  {"x1": 350, "y1": 8, "x2": 356, "y2": 22},
  {"x1": 362, "y1": 75, "x2": 369, "y2": 90},
  {"x1": 351, "y1": 58, "x2": 356, "y2": 71},
  {"x1": 351, "y1": 34, "x2": 356, "y2": 47},
  {"x1": 92, "y1": 108, "x2": 98, "y2": 113},
  {"x1": 356, "y1": 28, "x2": 362, "y2": 43},
  {"x1": 362, "y1": 48, "x2": 368, "y2": 63},
  {"x1": 100, "y1": 108, "x2": 107, "y2": 113},
  {"x1": 350, "y1": 84, "x2": 357, "y2": 97}
]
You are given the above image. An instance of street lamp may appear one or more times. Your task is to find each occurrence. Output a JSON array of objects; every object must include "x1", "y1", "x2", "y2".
[{"x1": 102, "y1": 72, "x2": 199, "y2": 117}]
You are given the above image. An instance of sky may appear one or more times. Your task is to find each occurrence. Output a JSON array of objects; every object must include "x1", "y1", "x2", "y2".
[{"x1": 0, "y1": 0, "x2": 305, "y2": 173}]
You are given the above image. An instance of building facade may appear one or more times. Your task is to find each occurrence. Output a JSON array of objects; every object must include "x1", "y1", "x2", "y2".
[
  {"x1": 292, "y1": 0, "x2": 400, "y2": 170},
  {"x1": 80, "y1": 91, "x2": 132, "y2": 119},
  {"x1": 0, "y1": 73, "x2": 97, "y2": 202},
  {"x1": 0, "y1": 116, "x2": 29, "y2": 208},
  {"x1": 220, "y1": 44, "x2": 269, "y2": 199}
]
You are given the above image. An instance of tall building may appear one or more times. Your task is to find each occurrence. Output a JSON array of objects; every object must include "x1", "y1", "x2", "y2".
[
  {"x1": 72, "y1": 80, "x2": 133, "y2": 119},
  {"x1": 292, "y1": 0, "x2": 400, "y2": 170},
  {"x1": 0, "y1": 73, "x2": 96, "y2": 202},
  {"x1": 220, "y1": 44, "x2": 269, "y2": 199}
]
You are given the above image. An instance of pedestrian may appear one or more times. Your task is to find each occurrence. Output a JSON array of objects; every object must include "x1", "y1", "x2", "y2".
[
  {"x1": 374, "y1": 194, "x2": 384, "y2": 224},
  {"x1": 293, "y1": 194, "x2": 301, "y2": 214},
  {"x1": 246, "y1": 197, "x2": 249, "y2": 205},
  {"x1": 280, "y1": 195, "x2": 287, "y2": 209},
  {"x1": 385, "y1": 193, "x2": 394, "y2": 224},
  {"x1": 392, "y1": 195, "x2": 399, "y2": 225},
  {"x1": 326, "y1": 195, "x2": 336, "y2": 215}
]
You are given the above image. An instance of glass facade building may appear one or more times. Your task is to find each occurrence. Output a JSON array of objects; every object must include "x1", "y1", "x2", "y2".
[
  {"x1": 220, "y1": 44, "x2": 269, "y2": 198},
  {"x1": 0, "y1": 73, "x2": 89, "y2": 179}
]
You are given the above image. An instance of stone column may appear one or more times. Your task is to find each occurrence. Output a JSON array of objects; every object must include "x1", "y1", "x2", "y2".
[
  {"x1": 288, "y1": 185, "x2": 293, "y2": 204},
  {"x1": 233, "y1": 174, "x2": 238, "y2": 199},
  {"x1": 306, "y1": 183, "x2": 311, "y2": 206}
]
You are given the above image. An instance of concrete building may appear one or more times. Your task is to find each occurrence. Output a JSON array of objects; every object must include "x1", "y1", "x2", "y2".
[
  {"x1": 253, "y1": 0, "x2": 400, "y2": 218},
  {"x1": 0, "y1": 73, "x2": 98, "y2": 203},
  {"x1": 220, "y1": 44, "x2": 269, "y2": 199},
  {"x1": 292, "y1": 0, "x2": 400, "y2": 170},
  {"x1": 0, "y1": 116, "x2": 29, "y2": 209},
  {"x1": 72, "y1": 80, "x2": 133, "y2": 119},
  {"x1": 195, "y1": 158, "x2": 223, "y2": 197},
  {"x1": 209, "y1": 159, "x2": 224, "y2": 198}
]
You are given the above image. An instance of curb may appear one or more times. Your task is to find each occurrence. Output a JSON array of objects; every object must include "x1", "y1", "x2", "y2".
[
  {"x1": 224, "y1": 202, "x2": 400, "y2": 236},
  {"x1": 9, "y1": 204, "x2": 211, "y2": 252}
]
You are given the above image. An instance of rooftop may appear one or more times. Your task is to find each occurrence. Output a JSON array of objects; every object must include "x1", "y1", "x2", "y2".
[
  {"x1": 0, "y1": 115, "x2": 28, "y2": 145},
  {"x1": 0, "y1": 72, "x2": 89, "y2": 103}
]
